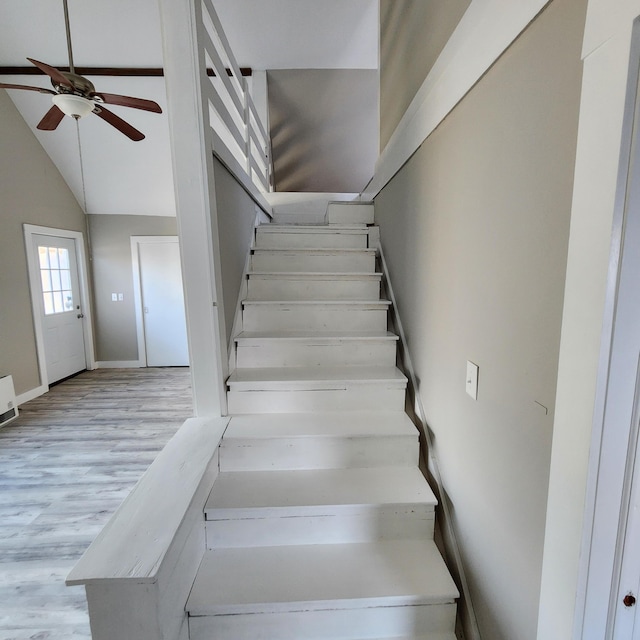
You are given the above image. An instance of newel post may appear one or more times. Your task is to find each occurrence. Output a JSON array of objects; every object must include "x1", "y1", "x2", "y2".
[{"x1": 157, "y1": 0, "x2": 228, "y2": 417}]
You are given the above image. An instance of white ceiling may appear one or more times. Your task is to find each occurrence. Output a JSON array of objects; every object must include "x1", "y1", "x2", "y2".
[{"x1": 0, "y1": 0, "x2": 378, "y2": 216}]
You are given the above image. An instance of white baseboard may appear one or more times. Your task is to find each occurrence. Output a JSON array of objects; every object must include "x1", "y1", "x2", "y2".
[
  {"x1": 16, "y1": 384, "x2": 48, "y2": 406},
  {"x1": 95, "y1": 360, "x2": 144, "y2": 369}
]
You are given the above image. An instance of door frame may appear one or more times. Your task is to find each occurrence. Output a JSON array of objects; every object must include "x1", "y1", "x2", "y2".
[
  {"x1": 575, "y1": 16, "x2": 640, "y2": 639},
  {"x1": 23, "y1": 224, "x2": 96, "y2": 395},
  {"x1": 130, "y1": 236, "x2": 184, "y2": 367}
]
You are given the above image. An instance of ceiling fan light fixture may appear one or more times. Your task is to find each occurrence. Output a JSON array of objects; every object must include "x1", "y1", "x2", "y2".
[{"x1": 52, "y1": 93, "x2": 94, "y2": 118}]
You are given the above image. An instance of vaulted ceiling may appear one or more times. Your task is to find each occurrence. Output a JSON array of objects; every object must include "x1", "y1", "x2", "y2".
[{"x1": 0, "y1": 0, "x2": 378, "y2": 216}]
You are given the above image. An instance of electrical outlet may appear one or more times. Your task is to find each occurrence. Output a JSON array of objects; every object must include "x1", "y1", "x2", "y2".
[
  {"x1": 466, "y1": 361, "x2": 479, "y2": 400},
  {"x1": 118, "y1": 293, "x2": 124, "y2": 301}
]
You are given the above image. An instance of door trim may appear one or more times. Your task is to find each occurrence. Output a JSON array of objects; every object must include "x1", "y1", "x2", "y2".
[
  {"x1": 130, "y1": 236, "x2": 181, "y2": 367},
  {"x1": 575, "y1": 16, "x2": 640, "y2": 639},
  {"x1": 23, "y1": 224, "x2": 96, "y2": 392}
]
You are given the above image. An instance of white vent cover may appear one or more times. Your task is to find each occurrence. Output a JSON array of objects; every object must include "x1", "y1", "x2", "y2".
[{"x1": 0, "y1": 375, "x2": 18, "y2": 428}]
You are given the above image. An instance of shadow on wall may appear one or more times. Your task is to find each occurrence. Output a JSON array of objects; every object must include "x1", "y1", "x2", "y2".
[{"x1": 268, "y1": 69, "x2": 378, "y2": 193}]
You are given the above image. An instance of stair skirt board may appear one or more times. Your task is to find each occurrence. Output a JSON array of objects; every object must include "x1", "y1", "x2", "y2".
[
  {"x1": 246, "y1": 273, "x2": 382, "y2": 301},
  {"x1": 234, "y1": 332, "x2": 398, "y2": 368},
  {"x1": 251, "y1": 249, "x2": 376, "y2": 273}
]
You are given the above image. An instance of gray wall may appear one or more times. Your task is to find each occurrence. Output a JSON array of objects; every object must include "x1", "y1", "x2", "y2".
[
  {"x1": 379, "y1": 0, "x2": 470, "y2": 151},
  {"x1": 268, "y1": 69, "x2": 378, "y2": 192},
  {"x1": 374, "y1": 0, "x2": 586, "y2": 638},
  {"x1": 0, "y1": 90, "x2": 88, "y2": 396},
  {"x1": 88, "y1": 214, "x2": 177, "y2": 363},
  {"x1": 213, "y1": 157, "x2": 259, "y2": 344}
]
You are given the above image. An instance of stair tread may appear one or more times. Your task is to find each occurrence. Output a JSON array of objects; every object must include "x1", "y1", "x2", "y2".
[
  {"x1": 235, "y1": 330, "x2": 399, "y2": 341},
  {"x1": 186, "y1": 539, "x2": 459, "y2": 615},
  {"x1": 227, "y1": 366, "x2": 408, "y2": 389},
  {"x1": 206, "y1": 467, "x2": 436, "y2": 515},
  {"x1": 222, "y1": 412, "x2": 417, "y2": 439}
]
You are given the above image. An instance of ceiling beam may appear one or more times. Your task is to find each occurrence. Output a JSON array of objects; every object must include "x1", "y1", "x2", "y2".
[{"x1": 0, "y1": 66, "x2": 252, "y2": 77}]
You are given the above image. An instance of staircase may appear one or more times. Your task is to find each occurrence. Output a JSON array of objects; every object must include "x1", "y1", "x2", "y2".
[{"x1": 186, "y1": 202, "x2": 459, "y2": 640}]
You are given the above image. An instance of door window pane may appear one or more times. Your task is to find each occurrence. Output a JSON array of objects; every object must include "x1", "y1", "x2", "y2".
[
  {"x1": 58, "y1": 248, "x2": 70, "y2": 269},
  {"x1": 38, "y1": 246, "x2": 49, "y2": 269},
  {"x1": 38, "y1": 245, "x2": 75, "y2": 316},
  {"x1": 43, "y1": 292, "x2": 54, "y2": 315},
  {"x1": 40, "y1": 270, "x2": 52, "y2": 292}
]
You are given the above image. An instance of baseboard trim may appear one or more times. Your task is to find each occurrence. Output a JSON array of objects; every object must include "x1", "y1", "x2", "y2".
[
  {"x1": 16, "y1": 384, "x2": 48, "y2": 406},
  {"x1": 95, "y1": 360, "x2": 143, "y2": 369},
  {"x1": 378, "y1": 245, "x2": 481, "y2": 640}
]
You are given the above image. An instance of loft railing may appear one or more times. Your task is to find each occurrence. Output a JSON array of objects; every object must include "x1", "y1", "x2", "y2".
[{"x1": 197, "y1": 0, "x2": 273, "y2": 192}]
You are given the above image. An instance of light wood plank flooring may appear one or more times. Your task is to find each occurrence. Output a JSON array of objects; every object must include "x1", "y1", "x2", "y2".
[{"x1": 0, "y1": 367, "x2": 192, "y2": 640}]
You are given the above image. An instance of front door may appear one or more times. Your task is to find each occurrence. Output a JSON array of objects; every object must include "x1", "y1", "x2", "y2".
[{"x1": 33, "y1": 234, "x2": 87, "y2": 383}]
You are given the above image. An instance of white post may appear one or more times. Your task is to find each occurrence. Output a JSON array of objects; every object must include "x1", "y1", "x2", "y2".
[{"x1": 157, "y1": 0, "x2": 228, "y2": 417}]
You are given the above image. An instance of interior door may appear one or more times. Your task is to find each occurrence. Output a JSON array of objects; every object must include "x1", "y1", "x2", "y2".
[
  {"x1": 33, "y1": 234, "x2": 86, "y2": 383},
  {"x1": 138, "y1": 241, "x2": 189, "y2": 367}
]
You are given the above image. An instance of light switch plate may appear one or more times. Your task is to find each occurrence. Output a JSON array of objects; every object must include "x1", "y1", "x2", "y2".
[
  {"x1": 466, "y1": 361, "x2": 479, "y2": 400},
  {"x1": 111, "y1": 293, "x2": 118, "y2": 302}
]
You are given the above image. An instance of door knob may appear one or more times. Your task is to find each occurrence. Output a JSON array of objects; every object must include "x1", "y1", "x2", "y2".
[
  {"x1": 623, "y1": 594, "x2": 636, "y2": 607},
  {"x1": 77, "y1": 313, "x2": 84, "y2": 319}
]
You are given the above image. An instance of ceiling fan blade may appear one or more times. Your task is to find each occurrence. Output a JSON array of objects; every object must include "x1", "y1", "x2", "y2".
[
  {"x1": 94, "y1": 105, "x2": 145, "y2": 141},
  {"x1": 37, "y1": 105, "x2": 65, "y2": 131},
  {"x1": 0, "y1": 82, "x2": 56, "y2": 95},
  {"x1": 27, "y1": 58, "x2": 73, "y2": 89},
  {"x1": 92, "y1": 92, "x2": 162, "y2": 113}
]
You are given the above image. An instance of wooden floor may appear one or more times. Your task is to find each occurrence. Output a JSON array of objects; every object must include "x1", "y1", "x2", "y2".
[{"x1": 0, "y1": 367, "x2": 193, "y2": 640}]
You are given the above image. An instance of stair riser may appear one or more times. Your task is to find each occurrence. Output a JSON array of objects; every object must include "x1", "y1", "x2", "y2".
[
  {"x1": 235, "y1": 340, "x2": 397, "y2": 368},
  {"x1": 189, "y1": 602, "x2": 456, "y2": 640},
  {"x1": 251, "y1": 252, "x2": 375, "y2": 273},
  {"x1": 246, "y1": 277, "x2": 381, "y2": 301},
  {"x1": 242, "y1": 306, "x2": 388, "y2": 333},
  {"x1": 227, "y1": 387, "x2": 406, "y2": 414},
  {"x1": 255, "y1": 231, "x2": 368, "y2": 250},
  {"x1": 206, "y1": 507, "x2": 434, "y2": 548},
  {"x1": 219, "y1": 435, "x2": 418, "y2": 471},
  {"x1": 327, "y1": 203, "x2": 374, "y2": 225}
]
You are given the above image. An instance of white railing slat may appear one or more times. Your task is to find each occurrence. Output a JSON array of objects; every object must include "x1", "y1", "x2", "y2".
[
  {"x1": 199, "y1": 0, "x2": 272, "y2": 192},
  {"x1": 205, "y1": 83, "x2": 246, "y2": 153},
  {"x1": 201, "y1": 29, "x2": 244, "y2": 116}
]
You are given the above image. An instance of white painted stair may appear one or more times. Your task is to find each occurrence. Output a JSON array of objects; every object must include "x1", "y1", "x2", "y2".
[{"x1": 187, "y1": 204, "x2": 458, "y2": 640}]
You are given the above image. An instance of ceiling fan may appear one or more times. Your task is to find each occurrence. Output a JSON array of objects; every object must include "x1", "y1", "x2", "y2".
[{"x1": 0, "y1": 0, "x2": 161, "y2": 141}]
